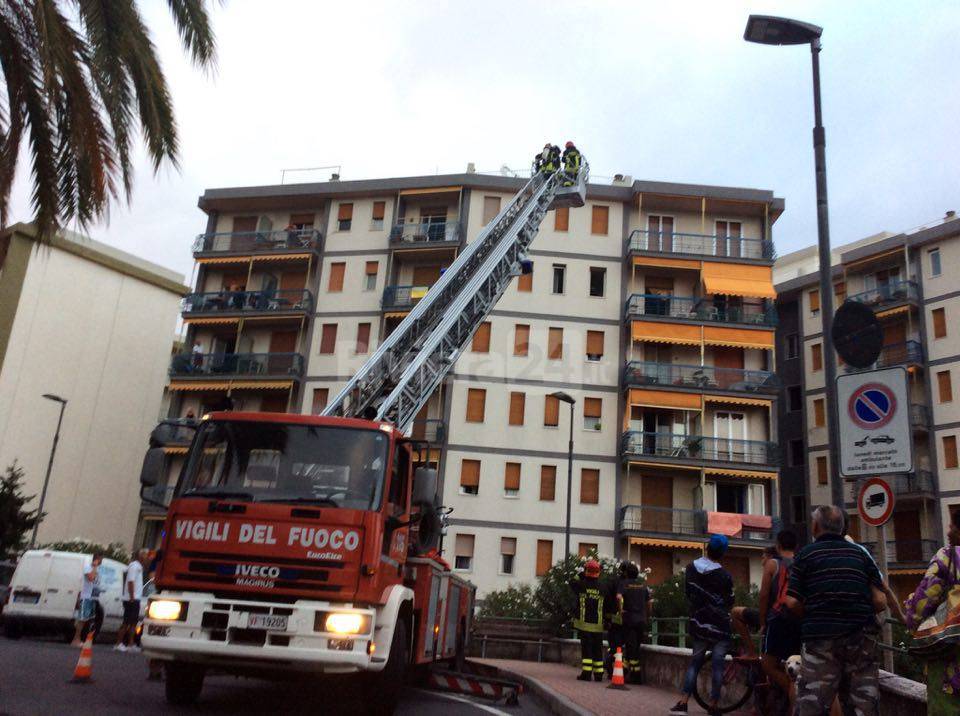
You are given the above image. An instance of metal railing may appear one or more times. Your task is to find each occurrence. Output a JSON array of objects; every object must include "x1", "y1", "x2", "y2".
[
  {"x1": 142, "y1": 484, "x2": 176, "y2": 507},
  {"x1": 862, "y1": 539, "x2": 939, "y2": 564},
  {"x1": 885, "y1": 470, "x2": 935, "y2": 496},
  {"x1": 382, "y1": 285, "x2": 431, "y2": 310},
  {"x1": 389, "y1": 220, "x2": 461, "y2": 245},
  {"x1": 410, "y1": 418, "x2": 445, "y2": 443},
  {"x1": 626, "y1": 229, "x2": 775, "y2": 260},
  {"x1": 620, "y1": 431, "x2": 779, "y2": 466},
  {"x1": 170, "y1": 352, "x2": 304, "y2": 378},
  {"x1": 847, "y1": 280, "x2": 919, "y2": 308},
  {"x1": 181, "y1": 289, "x2": 313, "y2": 314},
  {"x1": 619, "y1": 505, "x2": 705, "y2": 535},
  {"x1": 848, "y1": 340, "x2": 924, "y2": 371},
  {"x1": 909, "y1": 403, "x2": 931, "y2": 429},
  {"x1": 625, "y1": 294, "x2": 777, "y2": 326},
  {"x1": 623, "y1": 360, "x2": 780, "y2": 394},
  {"x1": 192, "y1": 229, "x2": 321, "y2": 254}
]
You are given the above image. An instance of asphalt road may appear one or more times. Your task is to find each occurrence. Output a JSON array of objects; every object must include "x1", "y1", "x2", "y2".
[{"x1": 0, "y1": 637, "x2": 548, "y2": 715}]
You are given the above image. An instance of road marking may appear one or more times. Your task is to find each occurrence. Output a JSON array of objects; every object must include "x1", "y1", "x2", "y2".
[{"x1": 412, "y1": 688, "x2": 513, "y2": 715}]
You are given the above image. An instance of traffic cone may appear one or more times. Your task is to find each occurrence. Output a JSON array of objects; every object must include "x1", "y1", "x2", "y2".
[
  {"x1": 69, "y1": 632, "x2": 94, "y2": 684},
  {"x1": 607, "y1": 647, "x2": 629, "y2": 690}
]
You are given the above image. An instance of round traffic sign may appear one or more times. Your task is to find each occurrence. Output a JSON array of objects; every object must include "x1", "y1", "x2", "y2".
[
  {"x1": 833, "y1": 300, "x2": 883, "y2": 368},
  {"x1": 848, "y1": 382, "x2": 897, "y2": 430},
  {"x1": 858, "y1": 477, "x2": 895, "y2": 527}
]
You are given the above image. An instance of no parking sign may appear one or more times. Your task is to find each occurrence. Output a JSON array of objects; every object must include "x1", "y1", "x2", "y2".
[{"x1": 837, "y1": 367, "x2": 912, "y2": 477}]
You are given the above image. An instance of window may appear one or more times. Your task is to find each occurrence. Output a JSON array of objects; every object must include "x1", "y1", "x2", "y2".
[
  {"x1": 548, "y1": 327, "x2": 563, "y2": 360},
  {"x1": 514, "y1": 324, "x2": 530, "y2": 356},
  {"x1": 311, "y1": 388, "x2": 328, "y2": 415},
  {"x1": 460, "y1": 459, "x2": 480, "y2": 495},
  {"x1": 945, "y1": 436, "x2": 958, "y2": 469},
  {"x1": 554, "y1": 206, "x2": 569, "y2": 232},
  {"x1": 364, "y1": 261, "x2": 379, "y2": 291},
  {"x1": 785, "y1": 334, "x2": 800, "y2": 359},
  {"x1": 472, "y1": 322, "x2": 491, "y2": 352},
  {"x1": 319, "y1": 324, "x2": 337, "y2": 354},
  {"x1": 289, "y1": 213, "x2": 315, "y2": 230},
  {"x1": 939, "y1": 370, "x2": 953, "y2": 403},
  {"x1": 518, "y1": 265, "x2": 533, "y2": 292},
  {"x1": 509, "y1": 392, "x2": 525, "y2": 426},
  {"x1": 790, "y1": 494, "x2": 807, "y2": 524},
  {"x1": 808, "y1": 289, "x2": 820, "y2": 314},
  {"x1": 356, "y1": 323, "x2": 371, "y2": 354},
  {"x1": 483, "y1": 196, "x2": 501, "y2": 224},
  {"x1": 816, "y1": 455, "x2": 828, "y2": 485},
  {"x1": 454, "y1": 534, "x2": 474, "y2": 571},
  {"x1": 583, "y1": 397, "x2": 602, "y2": 430},
  {"x1": 371, "y1": 201, "x2": 386, "y2": 230},
  {"x1": 544, "y1": 394, "x2": 560, "y2": 427},
  {"x1": 337, "y1": 203, "x2": 353, "y2": 231},
  {"x1": 499, "y1": 537, "x2": 516, "y2": 575},
  {"x1": 591, "y1": 206, "x2": 609, "y2": 235},
  {"x1": 580, "y1": 468, "x2": 599, "y2": 504},
  {"x1": 466, "y1": 388, "x2": 486, "y2": 423},
  {"x1": 586, "y1": 330, "x2": 604, "y2": 361},
  {"x1": 328, "y1": 262, "x2": 345, "y2": 292},
  {"x1": 552, "y1": 265, "x2": 566, "y2": 294},
  {"x1": 578, "y1": 543, "x2": 598, "y2": 558},
  {"x1": 589, "y1": 267, "x2": 606, "y2": 297},
  {"x1": 934, "y1": 307, "x2": 947, "y2": 339},
  {"x1": 540, "y1": 465, "x2": 556, "y2": 501},
  {"x1": 931, "y1": 248, "x2": 942, "y2": 277},
  {"x1": 504, "y1": 462, "x2": 521, "y2": 497},
  {"x1": 536, "y1": 540, "x2": 553, "y2": 576},
  {"x1": 834, "y1": 281, "x2": 846, "y2": 302},
  {"x1": 787, "y1": 385, "x2": 802, "y2": 412},
  {"x1": 813, "y1": 398, "x2": 826, "y2": 427},
  {"x1": 811, "y1": 343, "x2": 823, "y2": 372},
  {"x1": 788, "y1": 439, "x2": 805, "y2": 467}
]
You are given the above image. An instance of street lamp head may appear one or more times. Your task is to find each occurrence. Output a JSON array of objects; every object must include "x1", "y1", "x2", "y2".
[
  {"x1": 549, "y1": 391, "x2": 576, "y2": 405},
  {"x1": 42, "y1": 393, "x2": 67, "y2": 404},
  {"x1": 744, "y1": 15, "x2": 822, "y2": 46}
]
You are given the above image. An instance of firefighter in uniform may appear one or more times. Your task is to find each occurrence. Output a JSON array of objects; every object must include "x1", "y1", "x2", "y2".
[
  {"x1": 561, "y1": 141, "x2": 582, "y2": 186},
  {"x1": 534, "y1": 143, "x2": 560, "y2": 176},
  {"x1": 571, "y1": 559, "x2": 605, "y2": 681},
  {"x1": 617, "y1": 561, "x2": 652, "y2": 684}
]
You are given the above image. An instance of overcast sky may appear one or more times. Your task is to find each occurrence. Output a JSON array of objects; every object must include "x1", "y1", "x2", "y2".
[{"x1": 8, "y1": 0, "x2": 960, "y2": 281}]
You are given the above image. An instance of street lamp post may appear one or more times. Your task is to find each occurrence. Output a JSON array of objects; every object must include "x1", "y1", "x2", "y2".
[
  {"x1": 31, "y1": 394, "x2": 68, "y2": 548},
  {"x1": 744, "y1": 15, "x2": 844, "y2": 509},
  {"x1": 550, "y1": 391, "x2": 576, "y2": 559}
]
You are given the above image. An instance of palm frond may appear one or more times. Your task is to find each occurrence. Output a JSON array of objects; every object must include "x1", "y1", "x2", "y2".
[{"x1": 165, "y1": 0, "x2": 217, "y2": 69}]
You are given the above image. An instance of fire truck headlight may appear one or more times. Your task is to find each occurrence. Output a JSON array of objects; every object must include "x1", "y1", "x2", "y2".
[
  {"x1": 147, "y1": 600, "x2": 183, "y2": 621},
  {"x1": 324, "y1": 612, "x2": 367, "y2": 635}
]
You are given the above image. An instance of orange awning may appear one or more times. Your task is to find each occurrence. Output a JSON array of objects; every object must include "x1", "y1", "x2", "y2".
[
  {"x1": 705, "y1": 468, "x2": 778, "y2": 480},
  {"x1": 399, "y1": 186, "x2": 461, "y2": 196},
  {"x1": 704, "y1": 395, "x2": 772, "y2": 407},
  {"x1": 251, "y1": 253, "x2": 312, "y2": 262},
  {"x1": 845, "y1": 246, "x2": 905, "y2": 270},
  {"x1": 183, "y1": 316, "x2": 240, "y2": 325},
  {"x1": 703, "y1": 326, "x2": 774, "y2": 349},
  {"x1": 629, "y1": 537, "x2": 703, "y2": 550},
  {"x1": 877, "y1": 305, "x2": 911, "y2": 319},
  {"x1": 889, "y1": 568, "x2": 926, "y2": 576},
  {"x1": 383, "y1": 311, "x2": 409, "y2": 319},
  {"x1": 631, "y1": 256, "x2": 702, "y2": 271},
  {"x1": 702, "y1": 262, "x2": 776, "y2": 299},
  {"x1": 626, "y1": 460, "x2": 702, "y2": 472},
  {"x1": 167, "y1": 381, "x2": 230, "y2": 392},
  {"x1": 196, "y1": 256, "x2": 250, "y2": 265},
  {"x1": 629, "y1": 389, "x2": 701, "y2": 410},
  {"x1": 230, "y1": 381, "x2": 293, "y2": 390},
  {"x1": 163, "y1": 446, "x2": 189, "y2": 455},
  {"x1": 632, "y1": 320, "x2": 701, "y2": 345}
]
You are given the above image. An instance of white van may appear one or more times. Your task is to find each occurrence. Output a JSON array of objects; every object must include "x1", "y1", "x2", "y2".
[{"x1": 3, "y1": 550, "x2": 126, "y2": 640}]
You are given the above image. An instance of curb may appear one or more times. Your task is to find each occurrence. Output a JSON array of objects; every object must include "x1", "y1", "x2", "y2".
[{"x1": 465, "y1": 660, "x2": 592, "y2": 716}]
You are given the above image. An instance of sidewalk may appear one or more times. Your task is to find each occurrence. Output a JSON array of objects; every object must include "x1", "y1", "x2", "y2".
[{"x1": 472, "y1": 658, "x2": 752, "y2": 716}]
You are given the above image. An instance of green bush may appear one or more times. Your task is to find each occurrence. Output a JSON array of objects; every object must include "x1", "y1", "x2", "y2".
[
  {"x1": 38, "y1": 538, "x2": 129, "y2": 564},
  {"x1": 477, "y1": 583, "x2": 539, "y2": 620},
  {"x1": 534, "y1": 553, "x2": 622, "y2": 635},
  {"x1": 891, "y1": 622, "x2": 925, "y2": 683}
]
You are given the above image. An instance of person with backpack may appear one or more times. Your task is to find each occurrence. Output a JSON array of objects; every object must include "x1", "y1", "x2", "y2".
[
  {"x1": 759, "y1": 530, "x2": 800, "y2": 711},
  {"x1": 616, "y1": 561, "x2": 652, "y2": 684}
]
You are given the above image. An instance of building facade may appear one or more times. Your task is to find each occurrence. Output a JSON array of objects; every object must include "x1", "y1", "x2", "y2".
[
  {"x1": 143, "y1": 170, "x2": 784, "y2": 597},
  {"x1": 0, "y1": 223, "x2": 187, "y2": 546}
]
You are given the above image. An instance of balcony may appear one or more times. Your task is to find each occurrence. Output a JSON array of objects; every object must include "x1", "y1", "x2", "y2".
[
  {"x1": 142, "y1": 485, "x2": 176, "y2": 509},
  {"x1": 389, "y1": 221, "x2": 461, "y2": 246},
  {"x1": 910, "y1": 403, "x2": 931, "y2": 431},
  {"x1": 626, "y1": 229, "x2": 774, "y2": 261},
  {"x1": 182, "y1": 289, "x2": 313, "y2": 316},
  {"x1": 193, "y1": 229, "x2": 321, "y2": 256},
  {"x1": 847, "y1": 280, "x2": 919, "y2": 311},
  {"x1": 624, "y1": 294, "x2": 777, "y2": 326},
  {"x1": 869, "y1": 471, "x2": 935, "y2": 498},
  {"x1": 382, "y1": 285, "x2": 430, "y2": 311},
  {"x1": 410, "y1": 418, "x2": 446, "y2": 443},
  {"x1": 619, "y1": 505, "x2": 705, "y2": 537},
  {"x1": 620, "y1": 431, "x2": 779, "y2": 467},
  {"x1": 623, "y1": 361, "x2": 780, "y2": 395},
  {"x1": 862, "y1": 539, "x2": 939, "y2": 565},
  {"x1": 170, "y1": 352, "x2": 304, "y2": 379},
  {"x1": 847, "y1": 340, "x2": 923, "y2": 371}
]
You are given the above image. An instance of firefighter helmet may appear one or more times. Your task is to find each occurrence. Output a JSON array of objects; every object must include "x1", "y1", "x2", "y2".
[
  {"x1": 584, "y1": 559, "x2": 601, "y2": 578},
  {"x1": 565, "y1": 141, "x2": 575, "y2": 149}
]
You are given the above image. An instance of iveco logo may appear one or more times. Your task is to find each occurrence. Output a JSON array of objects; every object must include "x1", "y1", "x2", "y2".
[{"x1": 234, "y1": 564, "x2": 281, "y2": 579}]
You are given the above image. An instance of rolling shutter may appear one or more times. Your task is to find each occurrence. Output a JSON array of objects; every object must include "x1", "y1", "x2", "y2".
[
  {"x1": 509, "y1": 392, "x2": 525, "y2": 425},
  {"x1": 580, "y1": 468, "x2": 599, "y2": 504},
  {"x1": 466, "y1": 388, "x2": 486, "y2": 422},
  {"x1": 514, "y1": 324, "x2": 530, "y2": 356},
  {"x1": 460, "y1": 460, "x2": 480, "y2": 488},
  {"x1": 586, "y1": 330, "x2": 604, "y2": 358},
  {"x1": 504, "y1": 463, "x2": 521, "y2": 491},
  {"x1": 544, "y1": 395, "x2": 559, "y2": 426},
  {"x1": 540, "y1": 465, "x2": 556, "y2": 501},
  {"x1": 472, "y1": 322, "x2": 491, "y2": 352},
  {"x1": 328, "y1": 262, "x2": 345, "y2": 292},
  {"x1": 548, "y1": 327, "x2": 563, "y2": 359}
]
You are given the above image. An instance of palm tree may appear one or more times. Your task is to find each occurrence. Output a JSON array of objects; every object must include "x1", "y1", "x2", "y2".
[{"x1": 0, "y1": 0, "x2": 217, "y2": 241}]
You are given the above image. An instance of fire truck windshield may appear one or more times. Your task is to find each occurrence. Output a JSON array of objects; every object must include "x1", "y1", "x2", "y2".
[{"x1": 178, "y1": 421, "x2": 390, "y2": 510}]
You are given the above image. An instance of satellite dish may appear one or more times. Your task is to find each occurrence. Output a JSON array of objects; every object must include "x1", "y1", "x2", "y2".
[{"x1": 832, "y1": 300, "x2": 883, "y2": 368}]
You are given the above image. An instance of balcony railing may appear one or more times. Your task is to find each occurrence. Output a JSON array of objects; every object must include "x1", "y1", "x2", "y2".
[
  {"x1": 625, "y1": 294, "x2": 777, "y2": 326},
  {"x1": 410, "y1": 419, "x2": 445, "y2": 443},
  {"x1": 170, "y1": 352, "x2": 304, "y2": 378},
  {"x1": 382, "y1": 285, "x2": 431, "y2": 310},
  {"x1": 182, "y1": 289, "x2": 313, "y2": 315},
  {"x1": 878, "y1": 471, "x2": 935, "y2": 497},
  {"x1": 389, "y1": 221, "x2": 461, "y2": 245},
  {"x1": 862, "y1": 539, "x2": 939, "y2": 564},
  {"x1": 627, "y1": 229, "x2": 774, "y2": 260},
  {"x1": 620, "y1": 431, "x2": 779, "y2": 466},
  {"x1": 618, "y1": 505, "x2": 779, "y2": 543},
  {"x1": 192, "y1": 229, "x2": 321, "y2": 255},
  {"x1": 910, "y1": 403, "x2": 931, "y2": 430},
  {"x1": 848, "y1": 340, "x2": 923, "y2": 371},
  {"x1": 623, "y1": 361, "x2": 780, "y2": 394},
  {"x1": 847, "y1": 280, "x2": 919, "y2": 309}
]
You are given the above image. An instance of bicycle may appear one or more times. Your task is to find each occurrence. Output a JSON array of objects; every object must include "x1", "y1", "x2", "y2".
[{"x1": 693, "y1": 653, "x2": 789, "y2": 715}]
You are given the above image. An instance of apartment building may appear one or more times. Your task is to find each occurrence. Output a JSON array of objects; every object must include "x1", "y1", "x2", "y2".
[
  {"x1": 774, "y1": 212, "x2": 960, "y2": 596},
  {"x1": 143, "y1": 169, "x2": 784, "y2": 596}
]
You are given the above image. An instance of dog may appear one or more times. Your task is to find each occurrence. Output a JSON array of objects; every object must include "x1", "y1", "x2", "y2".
[{"x1": 784, "y1": 654, "x2": 803, "y2": 681}]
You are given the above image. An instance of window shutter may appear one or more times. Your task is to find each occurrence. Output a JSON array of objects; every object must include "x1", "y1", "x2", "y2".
[
  {"x1": 809, "y1": 289, "x2": 820, "y2": 313},
  {"x1": 509, "y1": 392, "x2": 525, "y2": 426},
  {"x1": 514, "y1": 324, "x2": 530, "y2": 356},
  {"x1": 814, "y1": 398, "x2": 825, "y2": 427},
  {"x1": 586, "y1": 330, "x2": 604, "y2": 357},
  {"x1": 455, "y1": 534, "x2": 475, "y2": 557},
  {"x1": 834, "y1": 281, "x2": 846, "y2": 301},
  {"x1": 328, "y1": 262, "x2": 345, "y2": 292},
  {"x1": 466, "y1": 388, "x2": 486, "y2": 422},
  {"x1": 311, "y1": 388, "x2": 328, "y2": 415},
  {"x1": 934, "y1": 307, "x2": 947, "y2": 338},
  {"x1": 591, "y1": 206, "x2": 609, "y2": 235},
  {"x1": 356, "y1": 323, "x2": 371, "y2": 354},
  {"x1": 518, "y1": 268, "x2": 533, "y2": 292},
  {"x1": 584, "y1": 397, "x2": 602, "y2": 419},
  {"x1": 945, "y1": 436, "x2": 959, "y2": 469},
  {"x1": 504, "y1": 463, "x2": 521, "y2": 491},
  {"x1": 811, "y1": 343, "x2": 823, "y2": 371},
  {"x1": 472, "y1": 322, "x2": 491, "y2": 353},
  {"x1": 500, "y1": 537, "x2": 516, "y2": 555},
  {"x1": 319, "y1": 324, "x2": 337, "y2": 354},
  {"x1": 337, "y1": 203, "x2": 353, "y2": 221},
  {"x1": 580, "y1": 468, "x2": 599, "y2": 504},
  {"x1": 372, "y1": 201, "x2": 386, "y2": 220},
  {"x1": 536, "y1": 540, "x2": 553, "y2": 576},
  {"x1": 578, "y1": 543, "x2": 598, "y2": 558},
  {"x1": 748, "y1": 484, "x2": 767, "y2": 515},
  {"x1": 460, "y1": 459, "x2": 480, "y2": 488},
  {"x1": 483, "y1": 196, "x2": 501, "y2": 224},
  {"x1": 939, "y1": 370, "x2": 953, "y2": 403},
  {"x1": 554, "y1": 206, "x2": 569, "y2": 231},
  {"x1": 544, "y1": 395, "x2": 559, "y2": 426},
  {"x1": 365, "y1": 261, "x2": 379, "y2": 276},
  {"x1": 548, "y1": 327, "x2": 563, "y2": 360},
  {"x1": 816, "y1": 456, "x2": 828, "y2": 484},
  {"x1": 540, "y1": 465, "x2": 556, "y2": 501}
]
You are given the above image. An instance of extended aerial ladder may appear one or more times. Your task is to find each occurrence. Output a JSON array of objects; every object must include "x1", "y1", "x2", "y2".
[{"x1": 323, "y1": 157, "x2": 589, "y2": 432}]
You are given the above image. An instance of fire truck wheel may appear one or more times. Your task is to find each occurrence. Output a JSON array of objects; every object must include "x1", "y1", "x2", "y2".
[
  {"x1": 371, "y1": 619, "x2": 408, "y2": 713},
  {"x1": 165, "y1": 661, "x2": 205, "y2": 706}
]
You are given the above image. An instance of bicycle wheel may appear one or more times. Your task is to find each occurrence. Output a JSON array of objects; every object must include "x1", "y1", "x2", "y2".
[{"x1": 692, "y1": 653, "x2": 754, "y2": 714}]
